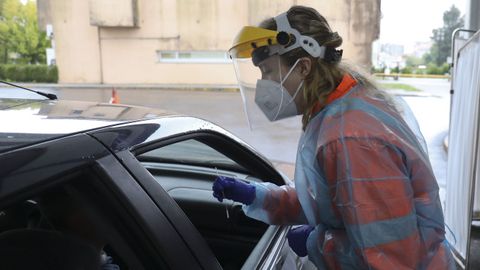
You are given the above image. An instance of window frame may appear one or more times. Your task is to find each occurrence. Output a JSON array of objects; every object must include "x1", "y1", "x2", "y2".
[
  {"x1": 131, "y1": 131, "x2": 285, "y2": 184},
  {"x1": 137, "y1": 137, "x2": 250, "y2": 174},
  {"x1": 156, "y1": 50, "x2": 232, "y2": 64}
]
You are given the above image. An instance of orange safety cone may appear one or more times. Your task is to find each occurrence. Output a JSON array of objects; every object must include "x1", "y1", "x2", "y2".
[{"x1": 109, "y1": 88, "x2": 120, "y2": 104}]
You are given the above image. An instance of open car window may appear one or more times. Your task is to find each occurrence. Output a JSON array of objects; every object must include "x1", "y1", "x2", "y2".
[
  {"x1": 129, "y1": 132, "x2": 284, "y2": 269},
  {"x1": 137, "y1": 138, "x2": 250, "y2": 174}
]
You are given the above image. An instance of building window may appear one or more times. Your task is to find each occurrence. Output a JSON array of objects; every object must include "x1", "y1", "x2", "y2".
[{"x1": 157, "y1": 51, "x2": 231, "y2": 63}]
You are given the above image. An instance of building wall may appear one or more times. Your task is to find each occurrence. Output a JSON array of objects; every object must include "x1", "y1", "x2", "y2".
[
  {"x1": 44, "y1": 0, "x2": 381, "y2": 84},
  {"x1": 49, "y1": 0, "x2": 102, "y2": 83}
]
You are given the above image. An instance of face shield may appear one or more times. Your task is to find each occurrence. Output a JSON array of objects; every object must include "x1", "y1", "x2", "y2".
[
  {"x1": 229, "y1": 13, "x2": 327, "y2": 129},
  {"x1": 230, "y1": 49, "x2": 304, "y2": 129}
]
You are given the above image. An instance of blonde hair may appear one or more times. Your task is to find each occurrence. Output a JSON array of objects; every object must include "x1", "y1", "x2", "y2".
[{"x1": 260, "y1": 6, "x2": 382, "y2": 129}]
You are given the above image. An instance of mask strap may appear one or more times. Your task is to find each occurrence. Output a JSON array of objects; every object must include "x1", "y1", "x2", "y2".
[
  {"x1": 281, "y1": 58, "x2": 301, "y2": 85},
  {"x1": 274, "y1": 58, "x2": 285, "y2": 121},
  {"x1": 290, "y1": 80, "x2": 304, "y2": 102},
  {"x1": 278, "y1": 58, "x2": 284, "y2": 83},
  {"x1": 273, "y1": 58, "x2": 304, "y2": 120}
]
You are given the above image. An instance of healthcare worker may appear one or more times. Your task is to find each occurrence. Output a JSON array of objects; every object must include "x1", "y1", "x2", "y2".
[{"x1": 212, "y1": 5, "x2": 455, "y2": 270}]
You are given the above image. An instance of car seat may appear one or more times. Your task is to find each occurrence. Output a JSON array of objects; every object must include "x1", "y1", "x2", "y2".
[{"x1": 0, "y1": 228, "x2": 101, "y2": 270}]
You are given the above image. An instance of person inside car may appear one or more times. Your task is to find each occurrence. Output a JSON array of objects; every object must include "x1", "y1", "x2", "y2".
[{"x1": 39, "y1": 187, "x2": 120, "y2": 270}]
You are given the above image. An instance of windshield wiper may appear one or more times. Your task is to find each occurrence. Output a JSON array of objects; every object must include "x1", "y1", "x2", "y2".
[{"x1": 0, "y1": 80, "x2": 57, "y2": 100}]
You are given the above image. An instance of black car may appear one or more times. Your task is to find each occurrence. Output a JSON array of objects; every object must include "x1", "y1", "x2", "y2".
[{"x1": 0, "y1": 96, "x2": 315, "y2": 269}]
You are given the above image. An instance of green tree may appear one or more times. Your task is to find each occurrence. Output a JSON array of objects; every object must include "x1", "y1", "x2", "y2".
[
  {"x1": 428, "y1": 5, "x2": 464, "y2": 65},
  {"x1": 405, "y1": 55, "x2": 423, "y2": 67},
  {"x1": 0, "y1": 0, "x2": 8, "y2": 63},
  {"x1": 0, "y1": 0, "x2": 49, "y2": 64}
]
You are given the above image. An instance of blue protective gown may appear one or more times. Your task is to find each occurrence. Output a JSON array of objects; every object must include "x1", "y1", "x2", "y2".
[{"x1": 243, "y1": 76, "x2": 455, "y2": 269}]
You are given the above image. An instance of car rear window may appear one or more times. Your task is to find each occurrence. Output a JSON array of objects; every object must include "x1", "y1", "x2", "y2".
[{"x1": 0, "y1": 133, "x2": 63, "y2": 152}]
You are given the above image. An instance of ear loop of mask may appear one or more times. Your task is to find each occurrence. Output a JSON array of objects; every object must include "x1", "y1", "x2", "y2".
[{"x1": 273, "y1": 58, "x2": 304, "y2": 120}]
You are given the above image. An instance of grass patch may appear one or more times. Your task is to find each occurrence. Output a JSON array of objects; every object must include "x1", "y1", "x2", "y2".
[{"x1": 379, "y1": 83, "x2": 421, "y2": 92}]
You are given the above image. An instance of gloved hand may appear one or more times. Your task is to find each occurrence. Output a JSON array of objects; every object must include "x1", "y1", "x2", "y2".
[
  {"x1": 212, "y1": 176, "x2": 256, "y2": 205},
  {"x1": 287, "y1": 225, "x2": 314, "y2": 257}
]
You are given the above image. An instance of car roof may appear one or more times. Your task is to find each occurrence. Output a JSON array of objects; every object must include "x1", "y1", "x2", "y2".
[{"x1": 0, "y1": 98, "x2": 175, "y2": 152}]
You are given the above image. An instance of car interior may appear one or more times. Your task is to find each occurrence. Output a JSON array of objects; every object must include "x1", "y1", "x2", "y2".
[
  {"x1": 134, "y1": 134, "x2": 294, "y2": 270},
  {"x1": 139, "y1": 161, "x2": 270, "y2": 269}
]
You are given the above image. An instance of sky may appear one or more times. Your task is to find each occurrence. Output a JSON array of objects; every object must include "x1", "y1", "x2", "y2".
[{"x1": 379, "y1": 0, "x2": 467, "y2": 48}]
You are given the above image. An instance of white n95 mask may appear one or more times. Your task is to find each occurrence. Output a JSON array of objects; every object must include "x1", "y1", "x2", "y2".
[
  {"x1": 254, "y1": 58, "x2": 304, "y2": 122},
  {"x1": 255, "y1": 79, "x2": 303, "y2": 121}
]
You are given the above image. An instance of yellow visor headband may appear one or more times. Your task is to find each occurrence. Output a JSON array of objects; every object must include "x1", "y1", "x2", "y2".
[
  {"x1": 228, "y1": 26, "x2": 293, "y2": 58},
  {"x1": 229, "y1": 13, "x2": 327, "y2": 60}
]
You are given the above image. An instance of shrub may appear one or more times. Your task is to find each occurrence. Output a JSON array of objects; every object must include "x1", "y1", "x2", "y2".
[
  {"x1": 401, "y1": 66, "x2": 413, "y2": 74},
  {"x1": 5, "y1": 65, "x2": 19, "y2": 81},
  {"x1": 371, "y1": 66, "x2": 386, "y2": 74},
  {"x1": 47, "y1": 65, "x2": 58, "y2": 82},
  {"x1": 441, "y1": 63, "x2": 451, "y2": 75},
  {"x1": 0, "y1": 64, "x2": 58, "y2": 83},
  {"x1": 0, "y1": 65, "x2": 6, "y2": 80},
  {"x1": 426, "y1": 63, "x2": 443, "y2": 75}
]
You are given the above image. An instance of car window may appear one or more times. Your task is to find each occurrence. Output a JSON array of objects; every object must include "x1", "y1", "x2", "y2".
[
  {"x1": 0, "y1": 168, "x2": 165, "y2": 270},
  {"x1": 0, "y1": 132, "x2": 61, "y2": 152},
  {"x1": 137, "y1": 138, "x2": 248, "y2": 173}
]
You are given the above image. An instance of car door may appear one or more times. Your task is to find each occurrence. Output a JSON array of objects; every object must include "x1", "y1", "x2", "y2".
[
  {"x1": 0, "y1": 133, "x2": 220, "y2": 269},
  {"x1": 91, "y1": 119, "x2": 313, "y2": 269}
]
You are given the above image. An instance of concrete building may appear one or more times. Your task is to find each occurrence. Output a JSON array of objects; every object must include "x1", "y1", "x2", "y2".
[
  {"x1": 37, "y1": 0, "x2": 381, "y2": 85},
  {"x1": 409, "y1": 41, "x2": 432, "y2": 58}
]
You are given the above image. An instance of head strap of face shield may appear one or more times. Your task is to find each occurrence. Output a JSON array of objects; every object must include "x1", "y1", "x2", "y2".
[{"x1": 274, "y1": 12, "x2": 326, "y2": 58}]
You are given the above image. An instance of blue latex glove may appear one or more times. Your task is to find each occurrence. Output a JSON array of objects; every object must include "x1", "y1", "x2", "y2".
[
  {"x1": 212, "y1": 176, "x2": 256, "y2": 205},
  {"x1": 287, "y1": 225, "x2": 314, "y2": 257}
]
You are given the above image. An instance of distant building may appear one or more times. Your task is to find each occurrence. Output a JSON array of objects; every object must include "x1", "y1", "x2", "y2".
[
  {"x1": 381, "y1": 43, "x2": 404, "y2": 57},
  {"x1": 372, "y1": 42, "x2": 406, "y2": 69},
  {"x1": 407, "y1": 41, "x2": 432, "y2": 58},
  {"x1": 37, "y1": 0, "x2": 381, "y2": 85}
]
